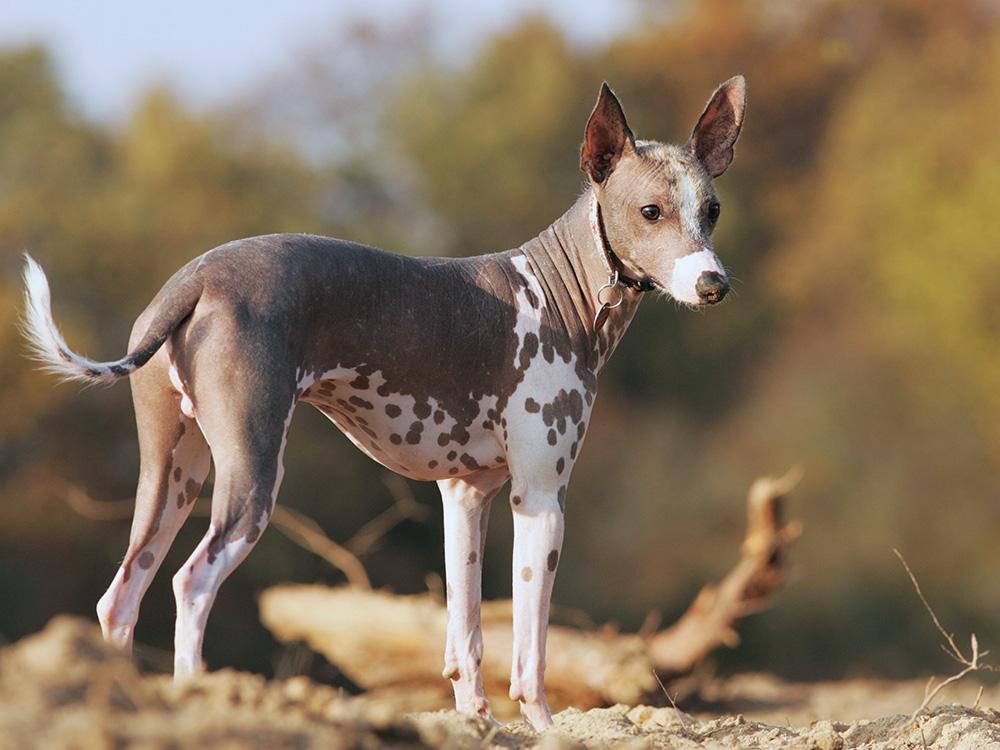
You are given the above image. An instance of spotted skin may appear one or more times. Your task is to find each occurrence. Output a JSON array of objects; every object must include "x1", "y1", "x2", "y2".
[
  {"x1": 439, "y1": 468, "x2": 507, "y2": 720},
  {"x1": 25, "y1": 78, "x2": 747, "y2": 732}
]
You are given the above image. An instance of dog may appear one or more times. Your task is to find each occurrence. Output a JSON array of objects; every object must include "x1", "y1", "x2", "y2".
[{"x1": 22, "y1": 77, "x2": 745, "y2": 729}]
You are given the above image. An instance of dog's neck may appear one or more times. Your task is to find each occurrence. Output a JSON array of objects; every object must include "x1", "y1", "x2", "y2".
[{"x1": 516, "y1": 190, "x2": 644, "y2": 369}]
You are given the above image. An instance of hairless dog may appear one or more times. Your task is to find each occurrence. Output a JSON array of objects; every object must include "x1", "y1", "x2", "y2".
[{"x1": 23, "y1": 77, "x2": 746, "y2": 729}]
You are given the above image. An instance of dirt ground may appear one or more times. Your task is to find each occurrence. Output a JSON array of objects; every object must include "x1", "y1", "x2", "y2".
[{"x1": 3, "y1": 617, "x2": 999, "y2": 749}]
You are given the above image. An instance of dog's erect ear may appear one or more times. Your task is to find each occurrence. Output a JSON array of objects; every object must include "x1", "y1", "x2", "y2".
[
  {"x1": 581, "y1": 82, "x2": 635, "y2": 185},
  {"x1": 687, "y1": 75, "x2": 746, "y2": 178}
]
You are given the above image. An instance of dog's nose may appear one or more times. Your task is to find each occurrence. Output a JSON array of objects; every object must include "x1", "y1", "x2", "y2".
[{"x1": 695, "y1": 271, "x2": 729, "y2": 304}]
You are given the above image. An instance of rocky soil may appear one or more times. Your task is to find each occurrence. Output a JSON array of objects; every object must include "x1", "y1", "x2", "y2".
[{"x1": 2, "y1": 616, "x2": 999, "y2": 749}]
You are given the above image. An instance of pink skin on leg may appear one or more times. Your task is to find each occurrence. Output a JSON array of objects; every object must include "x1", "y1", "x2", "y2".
[
  {"x1": 509, "y1": 487, "x2": 564, "y2": 729},
  {"x1": 97, "y1": 415, "x2": 210, "y2": 651},
  {"x1": 172, "y1": 405, "x2": 292, "y2": 680},
  {"x1": 172, "y1": 522, "x2": 263, "y2": 679},
  {"x1": 438, "y1": 467, "x2": 509, "y2": 721}
]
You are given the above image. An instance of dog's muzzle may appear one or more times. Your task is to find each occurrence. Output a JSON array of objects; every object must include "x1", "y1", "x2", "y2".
[{"x1": 695, "y1": 271, "x2": 729, "y2": 304}]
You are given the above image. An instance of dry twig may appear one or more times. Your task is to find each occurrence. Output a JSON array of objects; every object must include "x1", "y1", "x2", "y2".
[
  {"x1": 62, "y1": 476, "x2": 428, "y2": 590},
  {"x1": 893, "y1": 548, "x2": 994, "y2": 721}
]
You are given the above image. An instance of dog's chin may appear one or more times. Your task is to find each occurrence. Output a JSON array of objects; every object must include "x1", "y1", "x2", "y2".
[{"x1": 656, "y1": 282, "x2": 702, "y2": 310}]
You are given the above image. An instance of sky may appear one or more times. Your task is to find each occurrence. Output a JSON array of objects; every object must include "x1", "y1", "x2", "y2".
[{"x1": 0, "y1": 0, "x2": 634, "y2": 121}]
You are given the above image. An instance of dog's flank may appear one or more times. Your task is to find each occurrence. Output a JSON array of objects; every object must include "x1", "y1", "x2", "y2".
[{"x1": 21, "y1": 253, "x2": 202, "y2": 385}]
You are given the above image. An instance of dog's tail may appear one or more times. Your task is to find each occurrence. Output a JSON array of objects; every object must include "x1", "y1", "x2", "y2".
[{"x1": 21, "y1": 253, "x2": 202, "y2": 384}]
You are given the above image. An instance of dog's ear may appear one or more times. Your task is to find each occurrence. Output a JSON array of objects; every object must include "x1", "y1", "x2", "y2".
[
  {"x1": 687, "y1": 75, "x2": 746, "y2": 178},
  {"x1": 581, "y1": 82, "x2": 635, "y2": 185}
]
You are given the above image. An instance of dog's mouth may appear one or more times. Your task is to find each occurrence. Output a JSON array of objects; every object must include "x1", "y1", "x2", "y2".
[{"x1": 623, "y1": 263, "x2": 729, "y2": 307}]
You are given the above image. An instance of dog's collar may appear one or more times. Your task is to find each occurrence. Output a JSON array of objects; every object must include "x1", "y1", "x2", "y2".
[{"x1": 588, "y1": 192, "x2": 655, "y2": 330}]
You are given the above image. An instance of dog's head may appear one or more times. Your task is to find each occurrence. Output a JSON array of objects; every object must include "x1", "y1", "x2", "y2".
[{"x1": 580, "y1": 77, "x2": 746, "y2": 306}]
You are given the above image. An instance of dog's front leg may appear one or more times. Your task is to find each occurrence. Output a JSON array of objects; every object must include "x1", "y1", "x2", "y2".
[
  {"x1": 438, "y1": 468, "x2": 508, "y2": 722},
  {"x1": 509, "y1": 485, "x2": 564, "y2": 730}
]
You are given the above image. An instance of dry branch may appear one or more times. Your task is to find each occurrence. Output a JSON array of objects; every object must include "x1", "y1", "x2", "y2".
[
  {"x1": 65, "y1": 482, "x2": 386, "y2": 589},
  {"x1": 646, "y1": 468, "x2": 802, "y2": 675},
  {"x1": 259, "y1": 470, "x2": 802, "y2": 712}
]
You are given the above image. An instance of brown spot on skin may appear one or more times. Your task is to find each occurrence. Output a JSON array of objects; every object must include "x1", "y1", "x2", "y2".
[
  {"x1": 459, "y1": 453, "x2": 481, "y2": 470},
  {"x1": 578, "y1": 422, "x2": 586, "y2": 439},
  {"x1": 547, "y1": 550, "x2": 559, "y2": 571},
  {"x1": 385, "y1": 404, "x2": 402, "y2": 418},
  {"x1": 173, "y1": 467, "x2": 182, "y2": 482},
  {"x1": 350, "y1": 375, "x2": 369, "y2": 390},
  {"x1": 176, "y1": 492, "x2": 186, "y2": 509},
  {"x1": 414, "y1": 401, "x2": 432, "y2": 419},
  {"x1": 184, "y1": 478, "x2": 199, "y2": 505},
  {"x1": 557, "y1": 486, "x2": 566, "y2": 513},
  {"x1": 525, "y1": 287, "x2": 540, "y2": 309},
  {"x1": 390, "y1": 433, "x2": 403, "y2": 445},
  {"x1": 449, "y1": 467, "x2": 459, "y2": 475},
  {"x1": 137, "y1": 551, "x2": 155, "y2": 569},
  {"x1": 556, "y1": 457, "x2": 565, "y2": 474},
  {"x1": 494, "y1": 455, "x2": 504, "y2": 463},
  {"x1": 511, "y1": 495, "x2": 522, "y2": 505},
  {"x1": 377, "y1": 383, "x2": 391, "y2": 397},
  {"x1": 570, "y1": 442, "x2": 578, "y2": 459},
  {"x1": 405, "y1": 421, "x2": 424, "y2": 444},
  {"x1": 543, "y1": 343, "x2": 555, "y2": 363},
  {"x1": 547, "y1": 429, "x2": 557, "y2": 446},
  {"x1": 521, "y1": 566, "x2": 533, "y2": 582},
  {"x1": 481, "y1": 420, "x2": 492, "y2": 429},
  {"x1": 437, "y1": 434, "x2": 450, "y2": 447},
  {"x1": 433, "y1": 410, "x2": 445, "y2": 424},
  {"x1": 525, "y1": 398, "x2": 540, "y2": 413},
  {"x1": 449, "y1": 424, "x2": 470, "y2": 445},
  {"x1": 349, "y1": 395, "x2": 373, "y2": 410},
  {"x1": 541, "y1": 389, "x2": 583, "y2": 435},
  {"x1": 519, "y1": 332, "x2": 539, "y2": 371},
  {"x1": 467, "y1": 551, "x2": 477, "y2": 564},
  {"x1": 428, "y1": 460, "x2": 438, "y2": 468},
  {"x1": 447, "y1": 450, "x2": 458, "y2": 461},
  {"x1": 336, "y1": 398, "x2": 357, "y2": 414}
]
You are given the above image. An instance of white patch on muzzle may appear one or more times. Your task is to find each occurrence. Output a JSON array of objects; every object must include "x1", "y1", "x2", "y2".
[{"x1": 668, "y1": 249, "x2": 726, "y2": 305}]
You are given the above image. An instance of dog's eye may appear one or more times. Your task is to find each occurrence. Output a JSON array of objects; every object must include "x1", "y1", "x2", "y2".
[
  {"x1": 640, "y1": 205, "x2": 660, "y2": 221},
  {"x1": 706, "y1": 201, "x2": 721, "y2": 223}
]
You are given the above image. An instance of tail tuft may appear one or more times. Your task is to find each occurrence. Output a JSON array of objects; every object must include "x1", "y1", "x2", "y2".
[{"x1": 21, "y1": 253, "x2": 136, "y2": 384}]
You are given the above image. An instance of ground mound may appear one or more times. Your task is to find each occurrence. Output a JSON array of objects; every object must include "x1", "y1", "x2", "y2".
[{"x1": 2, "y1": 616, "x2": 999, "y2": 749}]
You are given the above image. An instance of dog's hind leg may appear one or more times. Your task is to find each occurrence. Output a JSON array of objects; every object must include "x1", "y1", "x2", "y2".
[
  {"x1": 438, "y1": 467, "x2": 509, "y2": 721},
  {"x1": 170, "y1": 359, "x2": 296, "y2": 680},
  {"x1": 96, "y1": 341, "x2": 211, "y2": 651}
]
